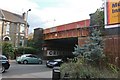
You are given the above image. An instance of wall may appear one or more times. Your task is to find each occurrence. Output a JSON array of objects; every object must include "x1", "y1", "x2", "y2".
[{"x1": 33, "y1": 28, "x2": 44, "y2": 58}]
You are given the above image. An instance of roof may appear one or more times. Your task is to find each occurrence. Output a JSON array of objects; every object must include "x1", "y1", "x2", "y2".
[
  {"x1": 0, "y1": 9, "x2": 25, "y2": 24},
  {"x1": 0, "y1": 9, "x2": 4, "y2": 19}
]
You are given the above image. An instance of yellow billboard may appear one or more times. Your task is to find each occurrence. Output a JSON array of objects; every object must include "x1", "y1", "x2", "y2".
[{"x1": 107, "y1": 0, "x2": 120, "y2": 25}]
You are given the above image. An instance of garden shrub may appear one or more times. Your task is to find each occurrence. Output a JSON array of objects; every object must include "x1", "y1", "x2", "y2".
[
  {"x1": 60, "y1": 57, "x2": 119, "y2": 79},
  {"x1": 2, "y1": 42, "x2": 14, "y2": 59},
  {"x1": 15, "y1": 47, "x2": 37, "y2": 55},
  {"x1": 60, "y1": 28, "x2": 119, "y2": 79}
]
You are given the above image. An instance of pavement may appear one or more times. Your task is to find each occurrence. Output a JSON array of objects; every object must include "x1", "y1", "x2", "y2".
[
  {"x1": 3, "y1": 60, "x2": 52, "y2": 79},
  {"x1": 3, "y1": 71, "x2": 52, "y2": 78},
  {"x1": 9, "y1": 60, "x2": 16, "y2": 63}
]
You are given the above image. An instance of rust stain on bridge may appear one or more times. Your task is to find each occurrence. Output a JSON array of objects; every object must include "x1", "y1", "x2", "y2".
[{"x1": 43, "y1": 19, "x2": 90, "y2": 40}]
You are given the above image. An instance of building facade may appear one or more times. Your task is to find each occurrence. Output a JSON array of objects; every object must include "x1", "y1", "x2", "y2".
[{"x1": 0, "y1": 9, "x2": 29, "y2": 48}]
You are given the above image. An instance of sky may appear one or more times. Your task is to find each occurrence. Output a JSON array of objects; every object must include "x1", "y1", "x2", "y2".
[{"x1": 0, "y1": 0, "x2": 103, "y2": 33}]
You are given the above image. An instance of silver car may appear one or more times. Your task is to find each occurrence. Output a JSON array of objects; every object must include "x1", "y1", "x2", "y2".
[{"x1": 16, "y1": 54, "x2": 42, "y2": 64}]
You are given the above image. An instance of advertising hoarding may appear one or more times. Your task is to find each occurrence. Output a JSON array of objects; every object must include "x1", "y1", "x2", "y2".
[{"x1": 105, "y1": 0, "x2": 120, "y2": 28}]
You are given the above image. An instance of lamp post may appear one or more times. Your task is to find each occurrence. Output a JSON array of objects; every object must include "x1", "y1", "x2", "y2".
[
  {"x1": 26, "y1": 9, "x2": 31, "y2": 22},
  {"x1": 24, "y1": 9, "x2": 31, "y2": 46}
]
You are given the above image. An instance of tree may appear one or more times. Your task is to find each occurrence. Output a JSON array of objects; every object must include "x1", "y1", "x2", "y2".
[
  {"x1": 27, "y1": 39, "x2": 44, "y2": 55},
  {"x1": 27, "y1": 39, "x2": 35, "y2": 48},
  {"x1": 90, "y1": 8, "x2": 104, "y2": 29},
  {"x1": 61, "y1": 29, "x2": 118, "y2": 79},
  {"x1": 73, "y1": 28, "x2": 105, "y2": 65},
  {"x1": 2, "y1": 42, "x2": 14, "y2": 59}
]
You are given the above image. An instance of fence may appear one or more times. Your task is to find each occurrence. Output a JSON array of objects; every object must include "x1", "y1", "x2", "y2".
[
  {"x1": 78, "y1": 35, "x2": 120, "y2": 67},
  {"x1": 104, "y1": 35, "x2": 120, "y2": 67}
]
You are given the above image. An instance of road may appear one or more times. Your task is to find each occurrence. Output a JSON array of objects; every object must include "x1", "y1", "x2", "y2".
[{"x1": 2, "y1": 60, "x2": 52, "y2": 79}]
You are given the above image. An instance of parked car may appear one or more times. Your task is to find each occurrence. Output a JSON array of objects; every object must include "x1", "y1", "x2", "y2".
[
  {"x1": 16, "y1": 54, "x2": 42, "y2": 64},
  {"x1": 0, "y1": 55, "x2": 10, "y2": 73},
  {"x1": 46, "y1": 59, "x2": 63, "y2": 68}
]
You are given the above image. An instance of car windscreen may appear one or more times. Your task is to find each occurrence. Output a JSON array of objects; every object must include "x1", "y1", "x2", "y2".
[
  {"x1": 27, "y1": 55, "x2": 38, "y2": 58},
  {"x1": 0, "y1": 57, "x2": 7, "y2": 60},
  {"x1": 49, "y1": 60, "x2": 55, "y2": 62}
]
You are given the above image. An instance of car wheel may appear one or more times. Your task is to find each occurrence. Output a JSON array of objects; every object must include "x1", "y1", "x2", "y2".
[
  {"x1": 0, "y1": 66, "x2": 5, "y2": 73},
  {"x1": 18, "y1": 62, "x2": 21, "y2": 64},
  {"x1": 39, "y1": 61, "x2": 42, "y2": 64},
  {"x1": 23, "y1": 60, "x2": 28, "y2": 64}
]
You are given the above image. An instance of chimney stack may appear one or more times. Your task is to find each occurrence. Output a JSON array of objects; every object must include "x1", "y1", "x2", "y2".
[{"x1": 22, "y1": 12, "x2": 26, "y2": 21}]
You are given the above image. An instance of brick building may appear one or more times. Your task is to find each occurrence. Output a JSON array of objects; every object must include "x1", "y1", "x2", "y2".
[{"x1": 0, "y1": 9, "x2": 29, "y2": 48}]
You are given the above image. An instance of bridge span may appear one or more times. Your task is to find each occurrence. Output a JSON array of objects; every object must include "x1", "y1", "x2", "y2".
[{"x1": 42, "y1": 19, "x2": 90, "y2": 59}]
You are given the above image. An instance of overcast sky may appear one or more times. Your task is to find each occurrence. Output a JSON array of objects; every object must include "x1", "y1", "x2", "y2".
[{"x1": 0, "y1": 0, "x2": 103, "y2": 33}]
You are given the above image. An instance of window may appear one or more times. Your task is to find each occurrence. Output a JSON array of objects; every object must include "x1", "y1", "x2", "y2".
[
  {"x1": 19, "y1": 40, "x2": 24, "y2": 46},
  {"x1": 20, "y1": 24, "x2": 25, "y2": 33},
  {"x1": 28, "y1": 55, "x2": 37, "y2": 58},
  {"x1": 16, "y1": 23, "x2": 20, "y2": 33},
  {"x1": 32, "y1": 55, "x2": 37, "y2": 58},
  {"x1": 6, "y1": 22, "x2": 10, "y2": 35},
  {"x1": 27, "y1": 55, "x2": 32, "y2": 57}
]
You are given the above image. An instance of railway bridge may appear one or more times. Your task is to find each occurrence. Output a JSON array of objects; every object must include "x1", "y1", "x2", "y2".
[
  {"x1": 34, "y1": 19, "x2": 120, "y2": 67},
  {"x1": 41, "y1": 19, "x2": 90, "y2": 59}
]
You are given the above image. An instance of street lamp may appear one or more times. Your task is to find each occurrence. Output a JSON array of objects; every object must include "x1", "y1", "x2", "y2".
[
  {"x1": 26, "y1": 9, "x2": 31, "y2": 21},
  {"x1": 24, "y1": 9, "x2": 31, "y2": 47}
]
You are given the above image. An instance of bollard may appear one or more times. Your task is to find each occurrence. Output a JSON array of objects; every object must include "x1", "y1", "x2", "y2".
[{"x1": 52, "y1": 66, "x2": 60, "y2": 80}]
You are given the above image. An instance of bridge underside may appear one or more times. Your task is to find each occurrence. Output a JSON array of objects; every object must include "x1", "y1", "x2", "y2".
[{"x1": 43, "y1": 37, "x2": 78, "y2": 60}]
